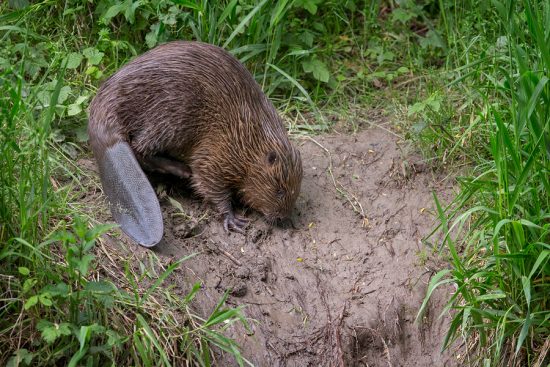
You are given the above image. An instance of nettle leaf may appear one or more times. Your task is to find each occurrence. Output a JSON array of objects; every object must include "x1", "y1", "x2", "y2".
[
  {"x1": 37, "y1": 320, "x2": 72, "y2": 344},
  {"x1": 302, "y1": 58, "x2": 330, "y2": 83},
  {"x1": 145, "y1": 22, "x2": 161, "y2": 49},
  {"x1": 76, "y1": 254, "x2": 95, "y2": 275},
  {"x1": 65, "y1": 52, "x2": 83, "y2": 69},
  {"x1": 83, "y1": 47, "x2": 104, "y2": 66},
  {"x1": 43, "y1": 282, "x2": 70, "y2": 297},
  {"x1": 6, "y1": 348, "x2": 34, "y2": 367}
]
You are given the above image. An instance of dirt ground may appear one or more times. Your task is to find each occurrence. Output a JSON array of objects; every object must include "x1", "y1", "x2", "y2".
[{"x1": 86, "y1": 125, "x2": 457, "y2": 366}]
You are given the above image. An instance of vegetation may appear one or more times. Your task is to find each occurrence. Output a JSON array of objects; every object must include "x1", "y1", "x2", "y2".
[
  {"x1": 0, "y1": 0, "x2": 548, "y2": 366},
  {"x1": 418, "y1": 1, "x2": 550, "y2": 366}
]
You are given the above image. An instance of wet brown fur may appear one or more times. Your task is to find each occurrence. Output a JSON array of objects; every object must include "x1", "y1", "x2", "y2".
[{"x1": 88, "y1": 41, "x2": 303, "y2": 223}]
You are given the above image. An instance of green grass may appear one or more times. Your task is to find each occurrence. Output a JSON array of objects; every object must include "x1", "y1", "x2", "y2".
[
  {"x1": 416, "y1": 1, "x2": 549, "y2": 365},
  {"x1": 1, "y1": 0, "x2": 549, "y2": 366}
]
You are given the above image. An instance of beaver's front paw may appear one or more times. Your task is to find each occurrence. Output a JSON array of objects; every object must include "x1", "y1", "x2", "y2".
[{"x1": 223, "y1": 212, "x2": 249, "y2": 233}]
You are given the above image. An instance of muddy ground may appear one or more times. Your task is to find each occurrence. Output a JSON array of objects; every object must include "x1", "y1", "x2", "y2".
[{"x1": 86, "y1": 125, "x2": 457, "y2": 366}]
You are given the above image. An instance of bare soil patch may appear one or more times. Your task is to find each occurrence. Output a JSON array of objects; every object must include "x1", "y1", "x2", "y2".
[{"x1": 86, "y1": 126, "x2": 457, "y2": 366}]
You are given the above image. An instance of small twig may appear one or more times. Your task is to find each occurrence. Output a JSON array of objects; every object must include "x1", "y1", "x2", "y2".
[
  {"x1": 208, "y1": 241, "x2": 242, "y2": 266},
  {"x1": 98, "y1": 236, "x2": 118, "y2": 268}
]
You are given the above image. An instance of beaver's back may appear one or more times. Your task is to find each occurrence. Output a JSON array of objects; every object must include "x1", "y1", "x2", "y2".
[{"x1": 89, "y1": 41, "x2": 275, "y2": 158}]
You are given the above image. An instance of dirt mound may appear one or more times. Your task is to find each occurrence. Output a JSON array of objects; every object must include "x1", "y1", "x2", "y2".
[
  {"x1": 82, "y1": 126, "x2": 456, "y2": 366},
  {"x1": 136, "y1": 127, "x2": 456, "y2": 366}
]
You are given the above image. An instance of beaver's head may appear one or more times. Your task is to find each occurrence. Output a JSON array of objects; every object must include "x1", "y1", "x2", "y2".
[{"x1": 240, "y1": 140, "x2": 303, "y2": 223}]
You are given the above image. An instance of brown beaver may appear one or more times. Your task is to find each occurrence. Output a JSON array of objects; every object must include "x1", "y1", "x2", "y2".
[{"x1": 88, "y1": 41, "x2": 303, "y2": 247}]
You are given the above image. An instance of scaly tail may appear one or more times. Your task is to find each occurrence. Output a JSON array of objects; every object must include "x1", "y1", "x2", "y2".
[{"x1": 88, "y1": 118, "x2": 163, "y2": 247}]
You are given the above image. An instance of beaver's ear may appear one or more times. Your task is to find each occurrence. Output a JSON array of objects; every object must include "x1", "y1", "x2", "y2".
[{"x1": 266, "y1": 151, "x2": 277, "y2": 165}]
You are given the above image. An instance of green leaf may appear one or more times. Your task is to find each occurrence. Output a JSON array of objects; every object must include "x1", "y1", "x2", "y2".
[
  {"x1": 419, "y1": 30, "x2": 446, "y2": 50},
  {"x1": 76, "y1": 254, "x2": 95, "y2": 275},
  {"x1": 397, "y1": 66, "x2": 409, "y2": 74},
  {"x1": 18, "y1": 267, "x2": 30, "y2": 276},
  {"x1": 45, "y1": 282, "x2": 70, "y2": 297},
  {"x1": 57, "y1": 86, "x2": 71, "y2": 104},
  {"x1": 528, "y1": 250, "x2": 549, "y2": 279},
  {"x1": 22, "y1": 278, "x2": 37, "y2": 293},
  {"x1": 39, "y1": 294, "x2": 53, "y2": 307},
  {"x1": 106, "y1": 329, "x2": 125, "y2": 347},
  {"x1": 6, "y1": 348, "x2": 34, "y2": 367},
  {"x1": 204, "y1": 307, "x2": 244, "y2": 328},
  {"x1": 24, "y1": 296, "x2": 38, "y2": 310},
  {"x1": 415, "y1": 269, "x2": 453, "y2": 323},
  {"x1": 85, "y1": 223, "x2": 117, "y2": 242},
  {"x1": 102, "y1": 3, "x2": 125, "y2": 24},
  {"x1": 67, "y1": 103, "x2": 82, "y2": 116},
  {"x1": 37, "y1": 320, "x2": 71, "y2": 344},
  {"x1": 136, "y1": 314, "x2": 170, "y2": 365},
  {"x1": 145, "y1": 22, "x2": 161, "y2": 49},
  {"x1": 140, "y1": 254, "x2": 196, "y2": 305},
  {"x1": 184, "y1": 282, "x2": 202, "y2": 303},
  {"x1": 123, "y1": 0, "x2": 140, "y2": 24},
  {"x1": 475, "y1": 292, "x2": 506, "y2": 301},
  {"x1": 515, "y1": 311, "x2": 531, "y2": 354},
  {"x1": 74, "y1": 125, "x2": 89, "y2": 142},
  {"x1": 302, "y1": 58, "x2": 330, "y2": 82},
  {"x1": 65, "y1": 52, "x2": 82, "y2": 69},
  {"x1": 408, "y1": 102, "x2": 425, "y2": 116},
  {"x1": 83, "y1": 47, "x2": 104, "y2": 66},
  {"x1": 521, "y1": 276, "x2": 531, "y2": 307},
  {"x1": 270, "y1": 0, "x2": 291, "y2": 26}
]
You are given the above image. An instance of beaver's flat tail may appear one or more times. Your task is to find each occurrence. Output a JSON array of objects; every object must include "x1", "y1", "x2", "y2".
[{"x1": 96, "y1": 141, "x2": 163, "y2": 247}]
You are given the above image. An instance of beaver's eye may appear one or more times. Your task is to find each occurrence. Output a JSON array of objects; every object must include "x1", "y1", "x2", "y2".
[
  {"x1": 267, "y1": 151, "x2": 277, "y2": 165},
  {"x1": 276, "y1": 188, "x2": 285, "y2": 199}
]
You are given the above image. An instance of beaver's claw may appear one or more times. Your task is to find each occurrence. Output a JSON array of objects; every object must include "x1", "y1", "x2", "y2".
[{"x1": 223, "y1": 212, "x2": 248, "y2": 233}]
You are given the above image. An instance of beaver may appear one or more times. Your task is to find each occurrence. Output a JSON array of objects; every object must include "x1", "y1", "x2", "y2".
[{"x1": 88, "y1": 41, "x2": 303, "y2": 247}]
